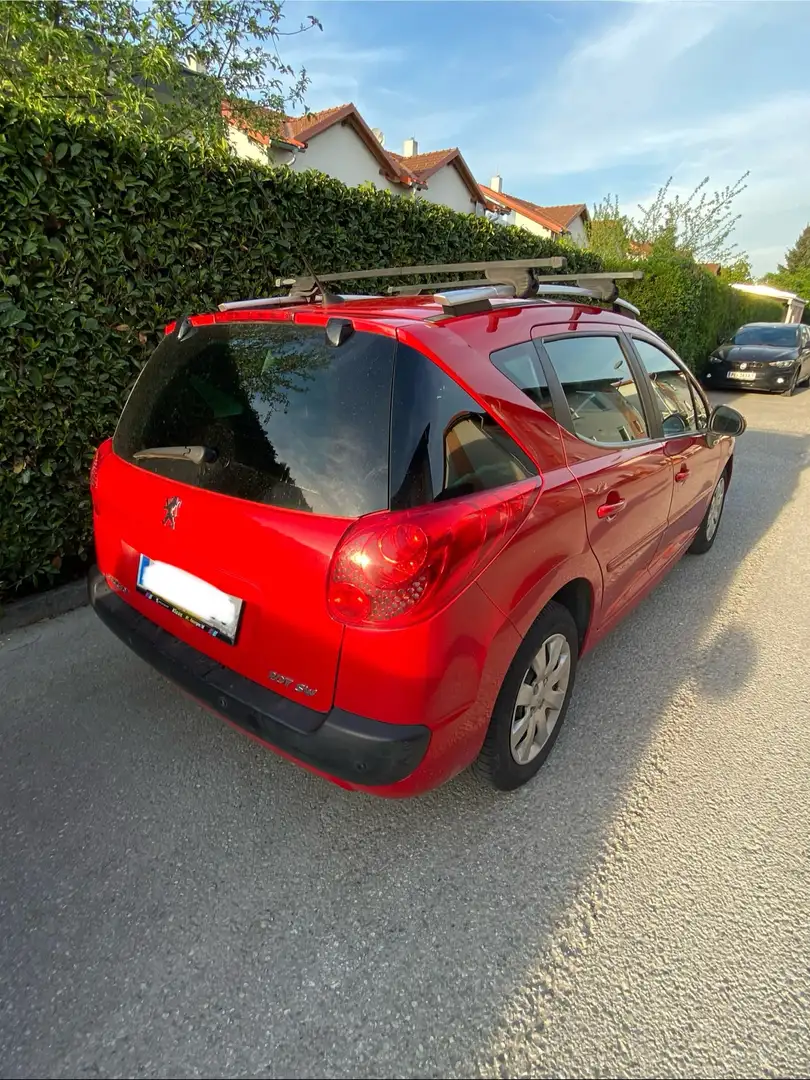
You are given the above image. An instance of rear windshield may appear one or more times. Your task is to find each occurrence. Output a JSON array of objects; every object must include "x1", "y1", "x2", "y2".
[
  {"x1": 114, "y1": 320, "x2": 394, "y2": 517},
  {"x1": 732, "y1": 325, "x2": 798, "y2": 347}
]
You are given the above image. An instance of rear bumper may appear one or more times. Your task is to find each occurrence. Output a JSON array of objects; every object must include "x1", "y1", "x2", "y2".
[{"x1": 88, "y1": 567, "x2": 430, "y2": 788}]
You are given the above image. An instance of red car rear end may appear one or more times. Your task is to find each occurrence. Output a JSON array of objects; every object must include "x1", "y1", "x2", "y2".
[{"x1": 89, "y1": 267, "x2": 744, "y2": 795}]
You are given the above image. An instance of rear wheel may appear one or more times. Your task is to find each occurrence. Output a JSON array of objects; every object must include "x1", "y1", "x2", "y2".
[
  {"x1": 474, "y1": 601, "x2": 579, "y2": 791},
  {"x1": 688, "y1": 472, "x2": 726, "y2": 555}
]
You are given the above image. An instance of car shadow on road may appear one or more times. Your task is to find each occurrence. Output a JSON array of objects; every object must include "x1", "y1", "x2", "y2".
[{"x1": 2, "y1": 424, "x2": 810, "y2": 1080}]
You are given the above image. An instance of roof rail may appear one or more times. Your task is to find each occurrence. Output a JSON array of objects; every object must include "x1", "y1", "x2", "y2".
[
  {"x1": 218, "y1": 295, "x2": 304, "y2": 312},
  {"x1": 522, "y1": 283, "x2": 641, "y2": 318},
  {"x1": 426, "y1": 271, "x2": 644, "y2": 318}
]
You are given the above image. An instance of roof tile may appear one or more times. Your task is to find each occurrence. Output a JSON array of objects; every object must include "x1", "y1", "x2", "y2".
[{"x1": 479, "y1": 187, "x2": 587, "y2": 233}]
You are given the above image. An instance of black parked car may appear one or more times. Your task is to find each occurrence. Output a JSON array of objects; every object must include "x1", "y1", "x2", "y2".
[{"x1": 704, "y1": 322, "x2": 810, "y2": 395}]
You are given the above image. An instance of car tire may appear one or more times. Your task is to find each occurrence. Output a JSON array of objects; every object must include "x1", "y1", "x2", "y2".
[
  {"x1": 474, "y1": 601, "x2": 579, "y2": 791},
  {"x1": 783, "y1": 370, "x2": 799, "y2": 396},
  {"x1": 688, "y1": 471, "x2": 727, "y2": 555}
]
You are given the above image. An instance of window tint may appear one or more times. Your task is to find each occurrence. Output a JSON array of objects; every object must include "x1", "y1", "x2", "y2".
[
  {"x1": 633, "y1": 338, "x2": 698, "y2": 437},
  {"x1": 490, "y1": 341, "x2": 555, "y2": 417},
  {"x1": 542, "y1": 335, "x2": 649, "y2": 444},
  {"x1": 390, "y1": 343, "x2": 537, "y2": 510},
  {"x1": 115, "y1": 321, "x2": 394, "y2": 517},
  {"x1": 732, "y1": 324, "x2": 798, "y2": 347}
]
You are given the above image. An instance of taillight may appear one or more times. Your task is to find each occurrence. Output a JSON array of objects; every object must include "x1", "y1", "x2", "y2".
[
  {"x1": 90, "y1": 437, "x2": 113, "y2": 492},
  {"x1": 327, "y1": 477, "x2": 541, "y2": 628}
]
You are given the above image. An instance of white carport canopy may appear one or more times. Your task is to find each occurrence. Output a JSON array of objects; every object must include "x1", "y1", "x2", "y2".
[{"x1": 731, "y1": 283, "x2": 807, "y2": 323}]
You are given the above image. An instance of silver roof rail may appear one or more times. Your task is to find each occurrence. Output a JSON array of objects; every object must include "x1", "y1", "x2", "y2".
[
  {"x1": 218, "y1": 295, "x2": 302, "y2": 312},
  {"x1": 512, "y1": 283, "x2": 641, "y2": 318},
  {"x1": 433, "y1": 284, "x2": 516, "y2": 315}
]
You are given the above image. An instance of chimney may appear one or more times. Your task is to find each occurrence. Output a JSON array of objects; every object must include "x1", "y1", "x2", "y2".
[
  {"x1": 490, "y1": 173, "x2": 503, "y2": 193},
  {"x1": 371, "y1": 127, "x2": 385, "y2": 146},
  {"x1": 403, "y1": 137, "x2": 418, "y2": 158}
]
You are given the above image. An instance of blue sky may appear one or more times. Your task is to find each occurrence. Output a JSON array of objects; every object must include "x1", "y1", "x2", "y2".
[{"x1": 279, "y1": 0, "x2": 810, "y2": 276}]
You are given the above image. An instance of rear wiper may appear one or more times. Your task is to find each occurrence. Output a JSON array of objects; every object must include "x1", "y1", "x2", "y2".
[{"x1": 133, "y1": 445, "x2": 218, "y2": 465}]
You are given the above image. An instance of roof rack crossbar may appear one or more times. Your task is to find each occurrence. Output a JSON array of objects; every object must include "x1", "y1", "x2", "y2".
[
  {"x1": 388, "y1": 278, "x2": 495, "y2": 296},
  {"x1": 223, "y1": 263, "x2": 644, "y2": 318},
  {"x1": 276, "y1": 256, "x2": 567, "y2": 292}
]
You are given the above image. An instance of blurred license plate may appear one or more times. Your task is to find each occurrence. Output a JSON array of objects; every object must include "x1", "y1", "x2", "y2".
[
  {"x1": 728, "y1": 370, "x2": 756, "y2": 381},
  {"x1": 136, "y1": 555, "x2": 243, "y2": 644}
]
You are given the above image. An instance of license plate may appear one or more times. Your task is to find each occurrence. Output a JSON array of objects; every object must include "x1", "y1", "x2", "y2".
[
  {"x1": 728, "y1": 370, "x2": 757, "y2": 381},
  {"x1": 136, "y1": 555, "x2": 243, "y2": 645}
]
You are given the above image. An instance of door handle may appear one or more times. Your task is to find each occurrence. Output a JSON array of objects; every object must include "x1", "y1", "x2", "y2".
[
  {"x1": 675, "y1": 465, "x2": 690, "y2": 483},
  {"x1": 597, "y1": 496, "x2": 627, "y2": 519}
]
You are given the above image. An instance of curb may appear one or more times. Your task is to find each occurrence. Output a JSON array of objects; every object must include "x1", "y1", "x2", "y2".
[{"x1": 0, "y1": 579, "x2": 89, "y2": 635}]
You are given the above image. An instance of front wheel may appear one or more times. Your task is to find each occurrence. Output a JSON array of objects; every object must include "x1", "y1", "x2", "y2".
[
  {"x1": 688, "y1": 472, "x2": 726, "y2": 555},
  {"x1": 474, "y1": 601, "x2": 579, "y2": 791},
  {"x1": 783, "y1": 369, "x2": 799, "y2": 396}
]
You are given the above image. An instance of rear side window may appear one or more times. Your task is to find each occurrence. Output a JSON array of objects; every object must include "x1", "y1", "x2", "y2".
[
  {"x1": 389, "y1": 344, "x2": 537, "y2": 510},
  {"x1": 542, "y1": 335, "x2": 649, "y2": 444},
  {"x1": 490, "y1": 341, "x2": 556, "y2": 418},
  {"x1": 114, "y1": 321, "x2": 395, "y2": 517}
]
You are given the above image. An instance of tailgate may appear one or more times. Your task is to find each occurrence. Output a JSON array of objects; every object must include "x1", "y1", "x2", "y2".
[{"x1": 95, "y1": 314, "x2": 396, "y2": 713}]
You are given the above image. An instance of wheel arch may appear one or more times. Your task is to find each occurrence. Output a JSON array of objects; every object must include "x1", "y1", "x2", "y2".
[{"x1": 547, "y1": 577, "x2": 593, "y2": 653}]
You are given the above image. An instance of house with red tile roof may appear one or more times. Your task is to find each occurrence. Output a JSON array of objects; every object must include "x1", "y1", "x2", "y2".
[
  {"x1": 224, "y1": 102, "x2": 491, "y2": 216},
  {"x1": 479, "y1": 176, "x2": 590, "y2": 246},
  {"x1": 388, "y1": 140, "x2": 494, "y2": 216}
]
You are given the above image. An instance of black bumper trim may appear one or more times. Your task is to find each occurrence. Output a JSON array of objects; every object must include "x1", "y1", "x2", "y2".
[{"x1": 88, "y1": 568, "x2": 429, "y2": 786}]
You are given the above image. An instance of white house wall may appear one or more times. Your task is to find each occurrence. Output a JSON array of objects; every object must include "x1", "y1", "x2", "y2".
[
  {"x1": 514, "y1": 212, "x2": 554, "y2": 239},
  {"x1": 566, "y1": 215, "x2": 588, "y2": 246},
  {"x1": 286, "y1": 124, "x2": 403, "y2": 194},
  {"x1": 415, "y1": 165, "x2": 484, "y2": 216},
  {"x1": 228, "y1": 126, "x2": 272, "y2": 165}
]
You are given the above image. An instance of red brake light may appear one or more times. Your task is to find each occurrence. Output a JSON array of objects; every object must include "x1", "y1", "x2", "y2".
[
  {"x1": 327, "y1": 477, "x2": 541, "y2": 628},
  {"x1": 90, "y1": 437, "x2": 113, "y2": 492}
]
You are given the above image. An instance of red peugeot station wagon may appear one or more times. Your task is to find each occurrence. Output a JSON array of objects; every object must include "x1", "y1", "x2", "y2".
[{"x1": 88, "y1": 259, "x2": 746, "y2": 796}]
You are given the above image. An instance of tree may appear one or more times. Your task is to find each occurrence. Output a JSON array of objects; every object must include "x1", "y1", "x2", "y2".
[
  {"x1": 763, "y1": 267, "x2": 810, "y2": 299},
  {"x1": 589, "y1": 175, "x2": 750, "y2": 267},
  {"x1": 785, "y1": 224, "x2": 810, "y2": 272},
  {"x1": 762, "y1": 224, "x2": 810, "y2": 297},
  {"x1": 718, "y1": 257, "x2": 752, "y2": 285},
  {"x1": 0, "y1": 1, "x2": 322, "y2": 152},
  {"x1": 632, "y1": 173, "x2": 749, "y2": 265},
  {"x1": 586, "y1": 194, "x2": 635, "y2": 264}
]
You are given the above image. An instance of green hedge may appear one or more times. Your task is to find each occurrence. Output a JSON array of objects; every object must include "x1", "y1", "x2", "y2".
[
  {"x1": 620, "y1": 253, "x2": 784, "y2": 373},
  {"x1": 0, "y1": 104, "x2": 602, "y2": 596},
  {"x1": 0, "y1": 104, "x2": 790, "y2": 597}
]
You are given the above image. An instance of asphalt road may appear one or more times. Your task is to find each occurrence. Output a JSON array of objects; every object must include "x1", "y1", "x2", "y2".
[{"x1": 2, "y1": 389, "x2": 810, "y2": 1080}]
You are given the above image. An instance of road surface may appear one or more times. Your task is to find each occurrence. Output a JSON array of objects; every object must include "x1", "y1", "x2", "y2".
[{"x1": 2, "y1": 390, "x2": 809, "y2": 1079}]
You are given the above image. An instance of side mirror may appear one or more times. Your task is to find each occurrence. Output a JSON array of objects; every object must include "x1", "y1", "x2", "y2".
[{"x1": 708, "y1": 404, "x2": 746, "y2": 437}]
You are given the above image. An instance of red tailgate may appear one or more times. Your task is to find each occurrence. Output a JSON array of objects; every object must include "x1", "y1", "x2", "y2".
[{"x1": 93, "y1": 453, "x2": 349, "y2": 713}]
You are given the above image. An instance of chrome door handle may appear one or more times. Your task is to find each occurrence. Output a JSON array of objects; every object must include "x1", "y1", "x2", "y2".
[{"x1": 597, "y1": 497, "x2": 627, "y2": 519}]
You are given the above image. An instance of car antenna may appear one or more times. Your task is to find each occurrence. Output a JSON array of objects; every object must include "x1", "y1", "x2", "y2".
[{"x1": 256, "y1": 181, "x2": 343, "y2": 306}]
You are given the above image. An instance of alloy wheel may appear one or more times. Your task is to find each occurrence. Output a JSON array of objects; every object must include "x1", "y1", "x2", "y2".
[{"x1": 510, "y1": 633, "x2": 572, "y2": 765}]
